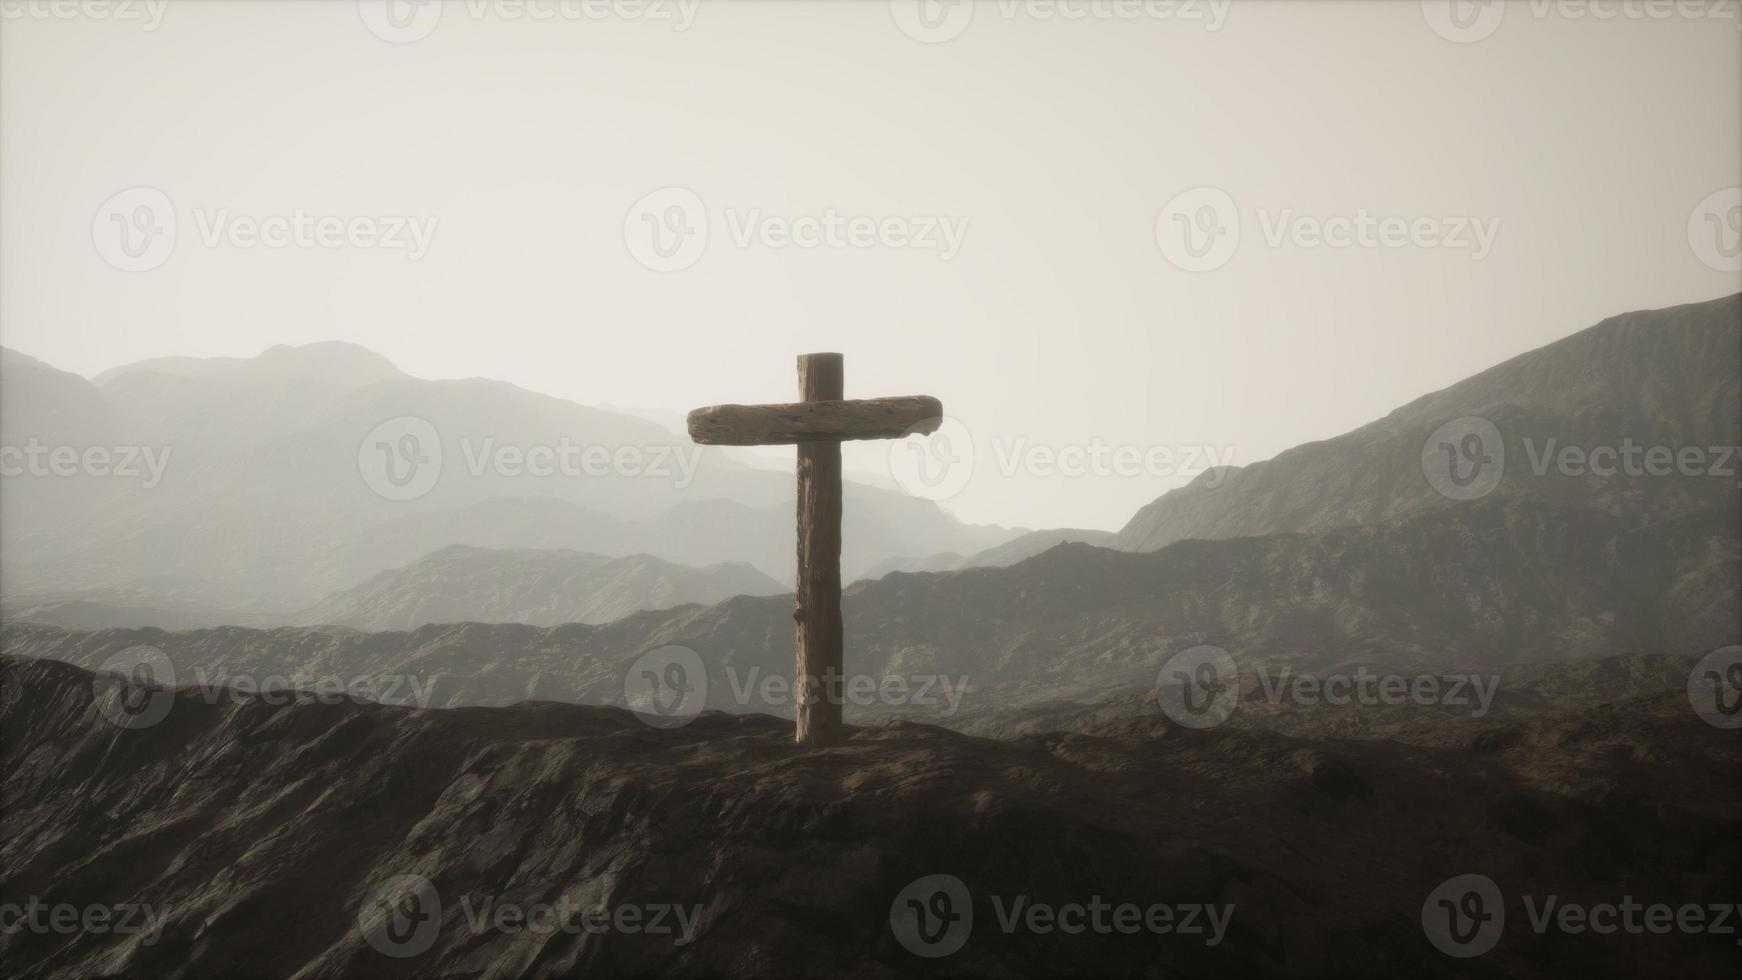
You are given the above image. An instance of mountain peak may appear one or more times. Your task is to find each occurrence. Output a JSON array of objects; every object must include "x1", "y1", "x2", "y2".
[
  {"x1": 249, "y1": 342, "x2": 405, "y2": 385},
  {"x1": 93, "y1": 342, "x2": 405, "y2": 388}
]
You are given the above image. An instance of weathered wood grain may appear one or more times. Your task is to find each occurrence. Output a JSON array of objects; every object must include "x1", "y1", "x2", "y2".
[
  {"x1": 687, "y1": 396, "x2": 942, "y2": 446},
  {"x1": 794, "y1": 353, "x2": 845, "y2": 748}
]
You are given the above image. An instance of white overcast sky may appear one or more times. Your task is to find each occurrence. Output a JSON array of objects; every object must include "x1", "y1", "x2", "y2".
[{"x1": 3, "y1": 1, "x2": 1739, "y2": 530}]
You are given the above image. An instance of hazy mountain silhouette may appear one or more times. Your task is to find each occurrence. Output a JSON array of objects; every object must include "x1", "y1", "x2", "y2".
[
  {"x1": 9, "y1": 495, "x2": 1732, "y2": 722},
  {"x1": 0, "y1": 343, "x2": 1019, "y2": 612},
  {"x1": 298, "y1": 545, "x2": 784, "y2": 630},
  {"x1": 856, "y1": 528, "x2": 1118, "y2": 580},
  {"x1": 1116, "y1": 294, "x2": 1741, "y2": 551}
]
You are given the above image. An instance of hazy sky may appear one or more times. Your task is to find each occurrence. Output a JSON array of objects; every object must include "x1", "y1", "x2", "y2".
[{"x1": 3, "y1": 1, "x2": 1739, "y2": 530}]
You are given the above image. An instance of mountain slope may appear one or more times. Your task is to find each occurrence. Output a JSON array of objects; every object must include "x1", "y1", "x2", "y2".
[
  {"x1": 0, "y1": 343, "x2": 1016, "y2": 609},
  {"x1": 6, "y1": 495, "x2": 1734, "y2": 721},
  {"x1": 856, "y1": 528, "x2": 1117, "y2": 580},
  {"x1": 298, "y1": 545, "x2": 785, "y2": 629},
  {"x1": 1116, "y1": 294, "x2": 1742, "y2": 551},
  {"x1": 2, "y1": 655, "x2": 1734, "y2": 978}
]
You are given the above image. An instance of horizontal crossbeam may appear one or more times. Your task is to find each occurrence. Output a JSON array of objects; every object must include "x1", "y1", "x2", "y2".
[{"x1": 687, "y1": 395, "x2": 942, "y2": 446}]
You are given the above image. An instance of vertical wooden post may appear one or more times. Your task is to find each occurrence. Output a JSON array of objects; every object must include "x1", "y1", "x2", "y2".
[{"x1": 794, "y1": 352, "x2": 845, "y2": 748}]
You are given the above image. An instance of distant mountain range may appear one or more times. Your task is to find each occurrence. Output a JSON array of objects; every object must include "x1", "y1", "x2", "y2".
[
  {"x1": 8, "y1": 494, "x2": 1733, "y2": 724},
  {"x1": 2, "y1": 545, "x2": 787, "y2": 632},
  {"x1": 856, "y1": 527, "x2": 1117, "y2": 580},
  {"x1": 0, "y1": 341, "x2": 1021, "y2": 612},
  {"x1": 3, "y1": 295, "x2": 1737, "y2": 717},
  {"x1": 1115, "y1": 294, "x2": 1741, "y2": 550},
  {"x1": 298, "y1": 544, "x2": 784, "y2": 630}
]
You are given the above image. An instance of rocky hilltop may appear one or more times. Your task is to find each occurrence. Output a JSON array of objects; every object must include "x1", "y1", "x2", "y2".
[{"x1": 1, "y1": 655, "x2": 1736, "y2": 979}]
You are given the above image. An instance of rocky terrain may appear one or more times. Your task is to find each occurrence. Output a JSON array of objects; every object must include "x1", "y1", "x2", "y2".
[
  {"x1": 2, "y1": 296, "x2": 1737, "y2": 979},
  {"x1": 1, "y1": 655, "x2": 1736, "y2": 979}
]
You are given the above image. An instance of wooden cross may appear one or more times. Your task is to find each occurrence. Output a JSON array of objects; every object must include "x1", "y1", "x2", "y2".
[{"x1": 687, "y1": 353, "x2": 942, "y2": 748}]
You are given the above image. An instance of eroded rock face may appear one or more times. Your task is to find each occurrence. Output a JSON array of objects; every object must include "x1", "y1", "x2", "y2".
[{"x1": 1, "y1": 655, "x2": 1738, "y2": 979}]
